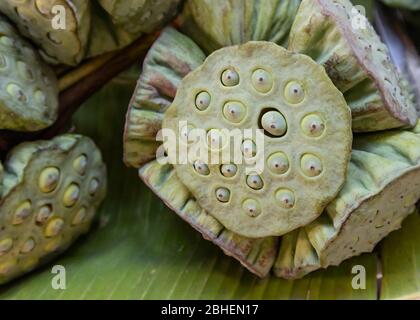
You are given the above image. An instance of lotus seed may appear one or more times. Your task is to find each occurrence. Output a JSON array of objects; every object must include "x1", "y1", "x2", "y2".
[
  {"x1": 89, "y1": 179, "x2": 100, "y2": 196},
  {"x1": 0, "y1": 238, "x2": 13, "y2": 256},
  {"x1": 0, "y1": 261, "x2": 17, "y2": 276},
  {"x1": 267, "y1": 152, "x2": 289, "y2": 175},
  {"x1": 221, "y1": 68, "x2": 239, "y2": 87},
  {"x1": 17, "y1": 61, "x2": 34, "y2": 80},
  {"x1": 207, "y1": 129, "x2": 226, "y2": 150},
  {"x1": 252, "y1": 69, "x2": 273, "y2": 93},
  {"x1": 242, "y1": 140, "x2": 257, "y2": 158},
  {"x1": 13, "y1": 201, "x2": 32, "y2": 225},
  {"x1": 72, "y1": 207, "x2": 87, "y2": 226},
  {"x1": 7, "y1": 83, "x2": 27, "y2": 102},
  {"x1": 73, "y1": 155, "x2": 88, "y2": 175},
  {"x1": 223, "y1": 101, "x2": 246, "y2": 123},
  {"x1": 39, "y1": 167, "x2": 60, "y2": 193},
  {"x1": 216, "y1": 188, "x2": 230, "y2": 203},
  {"x1": 301, "y1": 114, "x2": 325, "y2": 137},
  {"x1": 34, "y1": 90, "x2": 46, "y2": 105},
  {"x1": 44, "y1": 239, "x2": 61, "y2": 253},
  {"x1": 20, "y1": 238, "x2": 35, "y2": 254},
  {"x1": 242, "y1": 199, "x2": 262, "y2": 217},
  {"x1": 0, "y1": 36, "x2": 13, "y2": 46},
  {"x1": 193, "y1": 160, "x2": 210, "y2": 176},
  {"x1": 180, "y1": 124, "x2": 195, "y2": 144},
  {"x1": 261, "y1": 110, "x2": 287, "y2": 137},
  {"x1": 285, "y1": 81, "x2": 305, "y2": 104},
  {"x1": 301, "y1": 154, "x2": 323, "y2": 177},
  {"x1": 44, "y1": 218, "x2": 65, "y2": 238},
  {"x1": 195, "y1": 91, "x2": 211, "y2": 111},
  {"x1": 36, "y1": 205, "x2": 53, "y2": 224},
  {"x1": 276, "y1": 189, "x2": 295, "y2": 209},
  {"x1": 220, "y1": 164, "x2": 238, "y2": 178},
  {"x1": 246, "y1": 174, "x2": 264, "y2": 190},
  {"x1": 63, "y1": 184, "x2": 80, "y2": 207}
]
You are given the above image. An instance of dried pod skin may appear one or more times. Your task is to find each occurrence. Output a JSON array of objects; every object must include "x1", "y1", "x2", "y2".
[
  {"x1": 274, "y1": 123, "x2": 420, "y2": 279},
  {"x1": 288, "y1": 0, "x2": 418, "y2": 131},
  {"x1": 0, "y1": 134, "x2": 107, "y2": 284},
  {"x1": 97, "y1": 0, "x2": 182, "y2": 34},
  {"x1": 0, "y1": 16, "x2": 58, "y2": 132},
  {"x1": 380, "y1": 0, "x2": 420, "y2": 10},
  {"x1": 180, "y1": 0, "x2": 301, "y2": 54},
  {"x1": 124, "y1": 28, "x2": 206, "y2": 168},
  {"x1": 0, "y1": 0, "x2": 91, "y2": 66},
  {"x1": 163, "y1": 42, "x2": 352, "y2": 238}
]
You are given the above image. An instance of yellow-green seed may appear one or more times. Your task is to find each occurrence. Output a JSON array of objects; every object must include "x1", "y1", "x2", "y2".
[
  {"x1": 276, "y1": 189, "x2": 295, "y2": 209},
  {"x1": 21, "y1": 238, "x2": 35, "y2": 254},
  {"x1": 220, "y1": 164, "x2": 238, "y2": 178},
  {"x1": 72, "y1": 207, "x2": 87, "y2": 226},
  {"x1": 193, "y1": 160, "x2": 210, "y2": 176},
  {"x1": 221, "y1": 68, "x2": 239, "y2": 87},
  {"x1": 88, "y1": 179, "x2": 100, "y2": 196},
  {"x1": 301, "y1": 114, "x2": 325, "y2": 137},
  {"x1": 242, "y1": 140, "x2": 257, "y2": 158},
  {"x1": 195, "y1": 91, "x2": 211, "y2": 111},
  {"x1": 13, "y1": 201, "x2": 32, "y2": 225},
  {"x1": 267, "y1": 152, "x2": 289, "y2": 175},
  {"x1": 242, "y1": 199, "x2": 262, "y2": 217},
  {"x1": 73, "y1": 154, "x2": 88, "y2": 175},
  {"x1": 39, "y1": 167, "x2": 60, "y2": 193},
  {"x1": 261, "y1": 111, "x2": 287, "y2": 137},
  {"x1": 0, "y1": 238, "x2": 13, "y2": 256},
  {"x1": 44, "y1": 239, "x2": 61, "y2": 253},
  {"x1": 301, "y1": 154, "x2": 323, "y2": 177},
  {"x1": 17, "y1": 61, "x2": 34, "y2": 80},
  {"x1": 284, "y1": 81, "x2": 305, "y2": 104},
  {"x1": 215, "y1": 188, "x2": 230, "y2": 203},
  {"x1": 223, "y1": 101, "x2": 246, "y2": 123},
  {"x1": 36, "y1": 205, "x2": 53, "y2": 224},
  {"x1": 44, "y1": 218, "x2": 65, "y2": 238},
  {"x1": 63, "y1": 184, "x2": 80, "y2": 207},
  {"x1": 252, "y1": 69, "x2": 273, "y2": 93},
  {"x1": 7, "y1": 83, "x2": 27, "y2": 102},
  {"x1": 0, "y1": 36, "x2": 13, "y2": 46},
  {"x1": 246, "y1": 174, "x2": 264, "y2": 190}
]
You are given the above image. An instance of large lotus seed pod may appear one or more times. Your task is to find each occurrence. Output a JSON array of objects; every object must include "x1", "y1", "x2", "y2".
[
  {"x1": 380, "y1": 0, "x2": 420, "y2": 10},
  {"x1": 163, "y1": 41, "x2": 352, "y2": 238},
  {"x1": 274, "y1": 124, "x2": 420, "y2": 279},
  {"x1": 288, "y1": 0, "x2": 418, "y2": 131},
  {"x1": 97, "y1": 0, "x2": 182, "y2": 34},
  {"x1": 0, "y1": 15, "x2": 58, "y2": 132},
  {"x1": 179, "y1": 0, "x2": 301, "y2": 54},
  {"x1": 0, "y1": 134, "x2": 107, "y2": 284},
  {"x1": 0, "y1": 0, "x2": 91, "y2": 66}
]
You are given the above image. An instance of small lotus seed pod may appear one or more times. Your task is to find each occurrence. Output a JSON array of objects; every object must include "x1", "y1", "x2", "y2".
[
  {"x1": 301, "y1": 114, "x2": 325, "y2": 138},
  {"x1": 195, "y1": 91, "x2": 211, "y2": 111},
  {"x1": 242, "y1": 199, "x2": 262, "y2": 217},
  {"x1": 246, "y1": 174, "x2": 264, "y2": 190},
  {"x1": 267, "y1": 152, "x2": 289, "y2": 175},
  {"x1": 221, "y1": 69, "x2": 240, "y2": 87},
  {"x1": 220, "y1": 164, "x2": 238, "y2": 178},
  {"x1": 261, "y1": 110, "x2": 287, "y2": 137},
  {"x1": 252, "y1": 69, "x2": 273, "y2": 93},
  {"x1": 223, "y1": 101, "x2": 246, "y2": 123},
  {"x1": 0, "y1": 134, "x2": 107, "y2": 285},
  {"x1": 275, "y1": 125, "x2": 420, "y2": 279},
  {"x1": 0, "y1": 15, "x2": 58, "y2": 131},
  {"x1": 163, "y1": 41, "x2": 352, "y2": 237},
  {"x1": 288, "y1": 0, "x2": 418, "y2": 131},
  {"x1": 193, "y1": 160, "x2": 210, "y2": 176}
]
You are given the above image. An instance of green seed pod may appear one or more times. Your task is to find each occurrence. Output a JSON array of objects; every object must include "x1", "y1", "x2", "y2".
[
  {"x1": 0, "y1": 0, "x2": 91, "y2": 66},
  {"x1": 274, "y1": 123, "x2": 420, "y2": 279},
  {"x1": 380, "y1": 0, "x2": 420, "y2": 10},
  {"x1": 163, "y1": 41, "x2": 352, "y2": 238},
  {"x1": 288, "y1": 0, "x2": 418, "y2": 131},
  {"x1": 179, "y1": 0, "x2": 301, "y2": 54},
  {"x1": 0, "y1": 15, "x2": 58, "y2": 131},
  {"x1": 0, "y1": 134, "x2": 107, "y2": 284}
]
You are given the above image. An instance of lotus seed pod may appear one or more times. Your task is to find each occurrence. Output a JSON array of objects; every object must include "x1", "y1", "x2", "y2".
[
  {"x1": 274, "y1": 124, "x2": 420, "y2": 279},
  {"x1": 288, "y1": 0, "x2": 418, "y2": 131},
  {"x1": 163, "y1": 41, "x2": 352, "y2": 238},
  {"x1": 0, "y1": 15, "x2": 58, "y2": 131},
  {"x1": 180, "y1": 0, "x2": 301, "y2": 54},
  {"x1": 0, "y1": 134, "x2": 107, "y2": 284},
  {"x1": 380, "y1": 0, "x2": 420, "y2": 10},
  {"x1": 0, "y1": 0, "x2": 91, "y2": 66}
]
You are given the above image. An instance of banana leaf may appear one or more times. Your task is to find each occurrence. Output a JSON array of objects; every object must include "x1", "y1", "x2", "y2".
[{"x1": 1, "y1": 68, "x2": 414, "y2": 300}]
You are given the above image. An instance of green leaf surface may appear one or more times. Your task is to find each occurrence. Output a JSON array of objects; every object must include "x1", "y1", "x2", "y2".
[{"x1": 0, "y1": 70, "x2": 409, "y2": 300}]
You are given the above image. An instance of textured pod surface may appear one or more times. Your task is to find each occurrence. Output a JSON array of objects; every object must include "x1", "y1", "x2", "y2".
[
  {"x1": 124, "y1": 28, "x2": 278, "y2": 277},
  {"x1": 97, "y1": 0, "x2": 182, "y2": 34},
  {"x1": 380, "y1": 0, "x2": 420, "y2": 10},
  {"x1": 274, "y1": 124, "x2": 420, "y2": 279},
  {"x1": 0, "y1": 0, "x2": 91, "y2": 66},
  {"x1": 180, "y1": 0, "x2": 301, "y2": 54},
  {"x1": 288, "y1": 0, "x2": 418, "y2": 131},
  {"x1": 163, "y1": 41, "x2": 352, "y2": 238},
  {"x1": 0, "y1": 15, "x2": 58, "y2": 132},
  {"x1": 0, "y1": 134, "x2": 107, "y2": 284}
]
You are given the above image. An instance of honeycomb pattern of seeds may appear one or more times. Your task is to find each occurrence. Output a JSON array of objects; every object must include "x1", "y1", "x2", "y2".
[
  {"x1": 0, "y1": 238, "x2": 13, "y2": 256},
  {"x1": 44, "y1": 218, "x2": 65, "y2": 238},
  {"x1": 242, "y1": 199, "x2": 262, "y2": 218},
  {"x1": 261, "y1": 110, "x2": 287, "y2": 137},
  {"x1": 7, "y1": 83, "x2": 27, "y2": 103},
  {"x1": 246, "y1": 174, "x2": 264, "y2": 190},
  {"x1": 88, "y1": 179, "x2": 100, "y2": 196},
  {"x1": 241, "y1": 139, "x2": 257, "y2": 158},
  {"x1": 276, "y1": 189, "x2": 296, "y2": 209},
  {"x1": 195, "y1": 91, "x2": 211, "y2": 111},
  {"x1": 38, "y1": 167, "x2": 60, "y2": 193},
  {"x1": 73, "y1": 155, "x2": 88, "y2": 175},
  {"x1": 223, "y1": 101, "x2": 246, "y2": 123},
  {"x1": 72, "y1": 208, "x2": 87, "y2": 226},
  {"x1": 216, "y1": 188, "x2": 230, "y2": 203},
  {"x1": 301, "y1": 154, "x2": 323, "y2": 177},
  {"x1": 63, "y1": 184, "x2": 80, "y2": 207},
  {"x1": 193, "y1": 160, "x2": 210, "y2": 176},
  {"x1": 267, "y1": 152, "x2": 289, "y2": 175},
  {"x1": 252, "y1": 69, "x2": 273, "y2": 93},
  {"x1": 20, "y1": 238, "x2": 35, "y2": 254},
  {"x1": 13, "y1": 201, "x2": 32, "y2": 225},
  {"x1": 301, "y1": 114, "x2": 325, "y2": 138},
  {"x1": 220, "y1": 164, "x2": 237, "y2": 178},
  {"x1": 284, "y1": 81, "x2": 305, "y2": 104},
  {"x1": 221, "y1": 68, "x2": 239, "y2": 87},
  {"x1": 35, "y1": 205, "x2": 53, "y2": 224}
]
